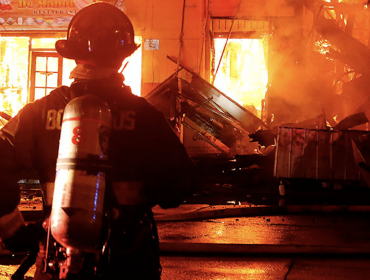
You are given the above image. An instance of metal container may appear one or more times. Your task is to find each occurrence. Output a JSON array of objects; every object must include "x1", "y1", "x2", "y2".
[{"x1": 274, "y1": 127, "x2": 370, "y2": 181}]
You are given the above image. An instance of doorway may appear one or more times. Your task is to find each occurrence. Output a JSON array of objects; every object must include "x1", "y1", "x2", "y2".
[{"x1": 213, "y1": 38, "x2": 268, "y2": 118}]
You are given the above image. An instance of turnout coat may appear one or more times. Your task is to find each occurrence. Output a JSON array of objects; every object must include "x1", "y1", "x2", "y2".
[{"x1": 0, "y1": 73, "x2": 198, "y2": 279}]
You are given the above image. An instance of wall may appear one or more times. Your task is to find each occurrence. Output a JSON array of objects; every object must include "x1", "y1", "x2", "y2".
[
  {"x1": 123, "y1": 0, "x2": 298, "y2": 96},
  {"x1": 0, "y1": 0, "x2": 299, "y2": 98},
  {"x1": 125, "y1": 0, "x2": 207, "y2": 96}
]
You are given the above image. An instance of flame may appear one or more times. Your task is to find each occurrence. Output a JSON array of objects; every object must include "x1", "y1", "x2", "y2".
[
  {"x1": 213, "y1": 38, "x2": 268, "y2": 116},
  {"x1": 120, "y1": 36, "x2": 142, "y2": 96},
  {"x1": 314, "y1": 39, "x2": 332, "y2": 55},
  {"x1": 0, "y1": 36, "x2": 142, "y2": 127},
  {"x1": 0, "y1": 37, "x2": 29, "y2": 118}
]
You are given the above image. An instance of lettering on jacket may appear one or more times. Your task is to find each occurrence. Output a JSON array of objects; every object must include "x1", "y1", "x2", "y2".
[
  {"x1": 46, "y1": 109, "x2": 63, "y2": 130},
  {"x1": 45, "y1": 109, "x2": 136, "y2": 131}
]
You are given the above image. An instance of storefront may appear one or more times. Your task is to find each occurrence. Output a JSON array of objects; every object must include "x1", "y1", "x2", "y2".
[
  {"x1": 0, "y1": 0, "x2": 76, "y2": 118},
  {"x1": 0, "y1": 0, "x2": 141, "y2": 120},
  {"x1": 3, "y1": 0, "x2": 365, "y2": 132}
]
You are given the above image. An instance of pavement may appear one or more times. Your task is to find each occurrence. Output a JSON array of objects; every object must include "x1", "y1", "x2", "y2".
[
  {"x1": 2, "y1": 200, "x2": 370, "y2": 279},
  {"x1": 7, "y1": 183, "x2": 370, "y2": 258},
  {"x1": 159, "y1": 255, "x2": 370, "y2": 280},
  {"x1": 10, "y1": 201, "x2": 370, "y2": 257},
  {"x1": 153, "y1": 203, "x2": 370, "y2": 255}
]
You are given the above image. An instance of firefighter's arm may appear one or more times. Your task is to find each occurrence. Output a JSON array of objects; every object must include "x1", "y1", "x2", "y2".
[
  {"x1": 0, "y1": 108, "x2": 44, "y2": 252},
  {"x1": 0, "y1": 131, "x2": 24, "y2": 241},
  {"x1": 144, "y1": 111, "x2": 201, "y2": 209},
  {"x1": 0, "y1": 142, "x2": 39, "y2": 254}
]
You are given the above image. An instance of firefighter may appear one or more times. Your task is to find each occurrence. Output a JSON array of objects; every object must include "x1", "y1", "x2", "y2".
[{"x1": 0, "y1": 2, "x2": 199, "y2": 279}]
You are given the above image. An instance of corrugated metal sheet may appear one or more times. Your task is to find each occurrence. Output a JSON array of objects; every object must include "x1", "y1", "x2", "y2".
[{"x1": 274, "y1": 127, "x2": 370, "y2": 181}]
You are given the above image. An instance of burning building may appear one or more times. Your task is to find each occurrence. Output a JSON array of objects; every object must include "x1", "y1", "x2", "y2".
[{"x1": 1, "y1": 0, "x2": 370, "y2": 189}]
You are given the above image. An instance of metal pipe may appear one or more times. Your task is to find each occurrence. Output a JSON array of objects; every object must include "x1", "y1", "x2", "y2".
[{"x1": 212, "y1": 0, "x2": 242, "y2": 84}]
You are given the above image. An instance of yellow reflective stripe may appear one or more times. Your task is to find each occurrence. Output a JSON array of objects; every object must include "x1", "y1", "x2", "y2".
[
  {"x1": 0, "y1": 208, "x2": 24, "y2": 241},
  {"x1": 40, "y1": 182, "x2": 55, "y2": 206},
  {"x1": 112, "y1": 181, "x2": 146, "y2": 205}
]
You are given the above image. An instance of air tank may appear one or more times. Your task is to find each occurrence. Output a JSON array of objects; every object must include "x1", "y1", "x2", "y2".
[{"x1": 50, "y1": 94, "x2": 111, "y2": 252}]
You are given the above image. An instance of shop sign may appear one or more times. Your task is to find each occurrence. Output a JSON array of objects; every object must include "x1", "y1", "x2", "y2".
[
  {"x1": 144, "y1": 39, "x2": 159, "y2": 50},
  {"x1": 0, "y1": 0, "x2": 81, "y2": 31}
]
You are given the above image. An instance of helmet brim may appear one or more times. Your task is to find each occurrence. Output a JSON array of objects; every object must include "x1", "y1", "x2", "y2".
[
  {"x1": 55, "y1": 2, "x2": 139, "y2": 65},
  {"x1": 55, "y1": 40, "x2": 75, "y2": 60}
]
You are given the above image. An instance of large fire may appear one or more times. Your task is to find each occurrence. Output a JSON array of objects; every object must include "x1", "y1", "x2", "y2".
[
  {"x1": 121, "y1": 36, "x2": 142, "y2": 96},
  {"x1": 213, "y1": 38, "x2": 268, "y2": 118},
  {"x1": 0, "y1": 36, "x2": 142, "y2": 127},
  {"x1": 0, "y1": 37, "x2": 29, "y2": 119}
]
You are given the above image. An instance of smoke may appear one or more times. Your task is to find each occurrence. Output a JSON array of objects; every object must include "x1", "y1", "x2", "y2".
[{"x1": 265, "y1": 10, "x2": 361, "y2": 127}]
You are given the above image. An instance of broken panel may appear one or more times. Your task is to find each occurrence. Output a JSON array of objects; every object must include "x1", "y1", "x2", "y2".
[{"x1": 274, "y1": 127, "x2": 370, "y2": 182}]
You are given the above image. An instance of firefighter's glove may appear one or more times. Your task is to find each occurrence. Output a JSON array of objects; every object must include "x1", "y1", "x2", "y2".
[{"x1": 2, "y1": 223, "x2": 45, "y2": 253}]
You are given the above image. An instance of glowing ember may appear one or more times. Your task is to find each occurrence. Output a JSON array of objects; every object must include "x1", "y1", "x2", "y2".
[{"x1": 314, "y1": 39, "x2": 332, "y2": 55}]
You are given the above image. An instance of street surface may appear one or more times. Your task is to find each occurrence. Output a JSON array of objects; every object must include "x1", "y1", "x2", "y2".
[
  {"x1": 160, "y1": 255, "x2": 370, "y2": 280},
  {"x1": 155, "y1": 203, "x2": 370, "y2": 279},
  {"x1": 155, "y1": 204, "x2": 370, "y2": 253},
  {"x1": 2, "y1": 203, "x2": 370, "y2": 279},
  {"x1": 2, "y1": 254, "x2": 370, "y2": 280},
  {"x1": 2, "y1": 184, "x2": 370, "y2": 279}
]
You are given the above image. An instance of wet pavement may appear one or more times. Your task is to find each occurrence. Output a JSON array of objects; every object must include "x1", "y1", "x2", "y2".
[
  {"x1": 160, "y1": 255, "x2": 370, "y2": 280},
  {"x1": 154, "y1": 204, "x2": 370, "y2": 254},
  {"x1": 155, "y1": 202, "x2": 370, "y2": 279},
  {"x1": 2, "y1": 254, "x2": 370, "y2": 280},
  {"x1": 2, "y1": 204, "x2": 370, "y2": 279},
  {"x1": 2, "y1": 184, "x2": 370, "y2": 279}
]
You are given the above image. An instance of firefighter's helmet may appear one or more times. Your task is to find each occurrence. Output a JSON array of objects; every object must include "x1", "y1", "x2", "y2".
[{"x1": 55, "y1": 2, "x2": 138, "y2": 68}]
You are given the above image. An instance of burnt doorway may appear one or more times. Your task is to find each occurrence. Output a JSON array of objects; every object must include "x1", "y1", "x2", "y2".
[{"x1": 213, "y1": 38, "x2": 268, "y2": 119}]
